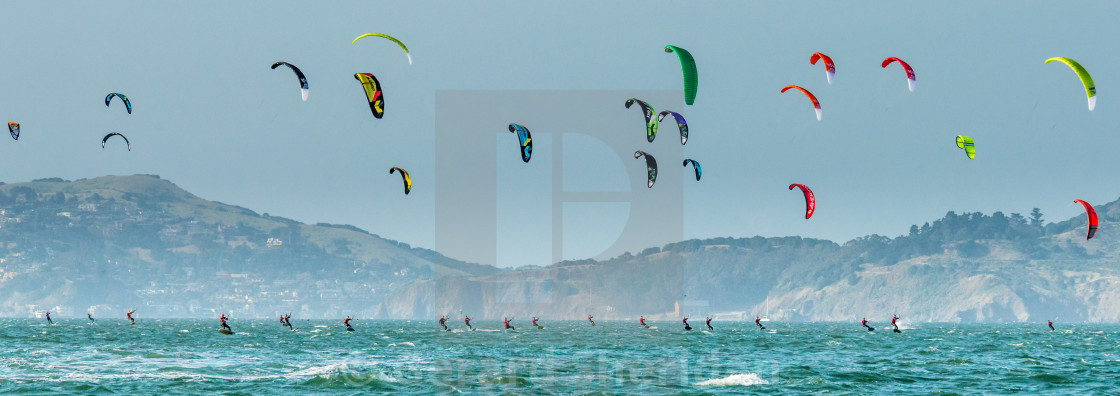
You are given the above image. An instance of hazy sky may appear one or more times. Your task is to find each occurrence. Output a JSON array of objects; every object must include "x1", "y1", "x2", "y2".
[{"x1": 2, "y1": 2, "x2": 1118, "y2": 267}]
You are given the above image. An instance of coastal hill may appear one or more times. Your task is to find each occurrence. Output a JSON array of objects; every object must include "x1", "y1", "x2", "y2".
[
  {"x1": 386, "y1": 200, "x2": 1120, "y2": 323},
  {"x1": 0, "y1": 175, "x2": 492, "y2": 318}
]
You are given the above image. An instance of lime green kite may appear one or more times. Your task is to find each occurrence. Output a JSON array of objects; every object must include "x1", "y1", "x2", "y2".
[
  {"x1": 353, "y1": 33, "x2": 411, "y2": 64},
  {"x1": 955, "y1": 135, "x2": 975, "y2": 159},
  {"x1": 665, "y1": 45, "x2": 697, "y2": 105},
  {"x1": 1045, "y1": 57, "x2": 1095, "y2": 110}
]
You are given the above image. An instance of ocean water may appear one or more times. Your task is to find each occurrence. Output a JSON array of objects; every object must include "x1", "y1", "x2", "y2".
[{"x1": 1, "y1": 319, "x2": 1117, "y2": 394}]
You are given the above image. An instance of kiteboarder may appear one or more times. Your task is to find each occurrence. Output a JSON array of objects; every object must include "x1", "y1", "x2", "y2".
[
  {"x1": 463, "y1": 315, "x2": 473, "y2": 331},
  {"x1": 503, "y1": 316, "x2": 515, "y2": 331},
  {"x1": 220, "y1": 313, "x2": 232, "y2": 332},
  {"x1": 639, "y1": 315, "x2": 648, "y2": 328},
  {"x1": 127, "y1": 310, "x2": 135, "y2": 325},
  {"x1": 284, "y1": 313, "x2": 294, "y2": 331},
  {"x1": 531, "y1": 317, "x2": 540, "y2": 328},
  {"x1": 344, "y1": 316, "x2": 354, "y2": 331},
  {"x1": 588, "y1": 315, "x2": 595, "y2": 326},
  {"x1": 88, "y1": 313, "x2": 95, "y2": 323},
  {"x1": 1048, "y1": 320, "x2": 1055, "y2": 331},
  {"x1": 45, "y1": 312, "x2": 52, "y2": 325},
  {"x1": 755, "y1": 316, "x2": 766, "y2": 330},
  {"x1": 891, "y1": 315, "x2": 900, "y2": 333},
  {"x1": 438, "y1": 315, "x2": 448, "y2": 331},
  {"x1": 705, "y1": 317, "x2": 713, "y2": 331},
  {"x1": 682, "y1": 316, "x2": 692, "y2": 331}
]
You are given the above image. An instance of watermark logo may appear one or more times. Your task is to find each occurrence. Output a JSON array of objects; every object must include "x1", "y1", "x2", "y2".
[{"x1": 434, "y1": 90, "x2": 684, "y2": 317}]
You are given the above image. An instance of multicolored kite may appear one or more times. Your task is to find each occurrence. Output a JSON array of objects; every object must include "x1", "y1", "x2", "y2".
[
  {"x1": 1073, "y1": 199, "x2": 1098, "y2": 240},
  {"x1": 626, "y1": 98, "x2": 658, "y2": 142},
  {"x1": 634, "y1": 150, "x2": 658, "y2": 188},
  {"x1": 810, "y1": 52, "x2": 835, "y2": 85},
  {"x1": 390, "y1": 167, "x2": 412, "y2": 194},
  {"x1": 789, "y1": 183, "x2": 815, "y2": 219},
  {"x1": 271, "y1": 61, "x2": 309, "y2": 101},
  {"x1": 658, "y1": 110, "x2": 689, "y2": 144},
  {"x1": 1045, "y1": 57, "x2": 1096, "y2": 111},
  {"x1": 682, "y1": 159, "x2": 701, "y2": 181},
  {"x1": 508, "y1": 123, "x2": 533, "y2": 163},
  {"x1": 955, "y1": 135, "x2": 975, "y2": 159},
  {"x1": 105, "y1": 93, "x2": 132, "y2": 114},
  {"x1": 781, "y1": 85, "x2": 821, "y2": 121},
  {"x1": 354, "y1": 73, "x2": 384, "y2": 119},
  {"x1": 102, "y1": 132, "x2": 131, "y2": 151},
  {"x1": 881, "y1": 57, "x2": 916, "y2": 92}
]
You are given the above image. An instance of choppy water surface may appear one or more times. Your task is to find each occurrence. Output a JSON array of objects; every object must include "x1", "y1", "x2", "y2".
[{"x1": 1, "y1": 319, "x2": 1117, "y2": 393}]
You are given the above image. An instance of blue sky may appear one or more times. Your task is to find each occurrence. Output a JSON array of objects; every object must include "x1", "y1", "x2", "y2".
[{"x1": 1, "y1": 1, "x2": 1117, "y2": 267}]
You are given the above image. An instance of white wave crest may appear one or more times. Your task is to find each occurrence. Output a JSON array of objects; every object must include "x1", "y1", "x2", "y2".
[
  {"x1": 287, "y1": 363, "x2": 348, "y2": 378},
  {"x1": 695, "y1": 373, "x2": 769, "y2": 387}
]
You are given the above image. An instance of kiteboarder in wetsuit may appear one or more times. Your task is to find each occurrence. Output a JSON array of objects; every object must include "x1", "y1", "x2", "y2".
[
  {"x1": 344, "y1": 316, "x2": 353, "y2": 331},
  {"x1": 463, "y1": 315, "x2": 473, "y2": 331},
  {"x1": 755, "y1": 316, "x2": 766, "y2": 330},
  {"x1": 220, "y1": 314, "x2": 232, "y2": 332},
  {"x1": 45, "y1": 312, "x2": 52, "y2": 325},
  {"x1": 682, "y1": 316, "x2": 692, "y2": 331},
  {"x1": 861, "y1": 317, "x2": 871, "y2": 330},
  {"x1": 531, "y1": 317, "x2": 539, "y2": 328},
  {"x1": 639, "y1": 316, "x2": 647, "y2": 327},
  {"x1": 127, "y1": 310, "x2": 135, "y2": 325},
  {"x1": 1048, "y1": 320, "x2": 1055, "y2": 331},
  {"x1": 284, "y1": 313, "x2": 294, "y2": 331},
  {"x1": 438, "y1": 315, "x2": 448, "y2": 330},
  {"x1": 891, "y1": 315, "x2": 900, "y2": 333},
  {"x1": 588, "y1": 315, "x2": 595, "y2": 326},
  {"x1": 503, "y1": 316, "x2": 515, "y2": 331},
  {"x1": 705, "y1": 317, "x2": 713, "y2": 331},
  {"x1": 88, "y1": 313, "x2": 95, "y2": 323}
]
